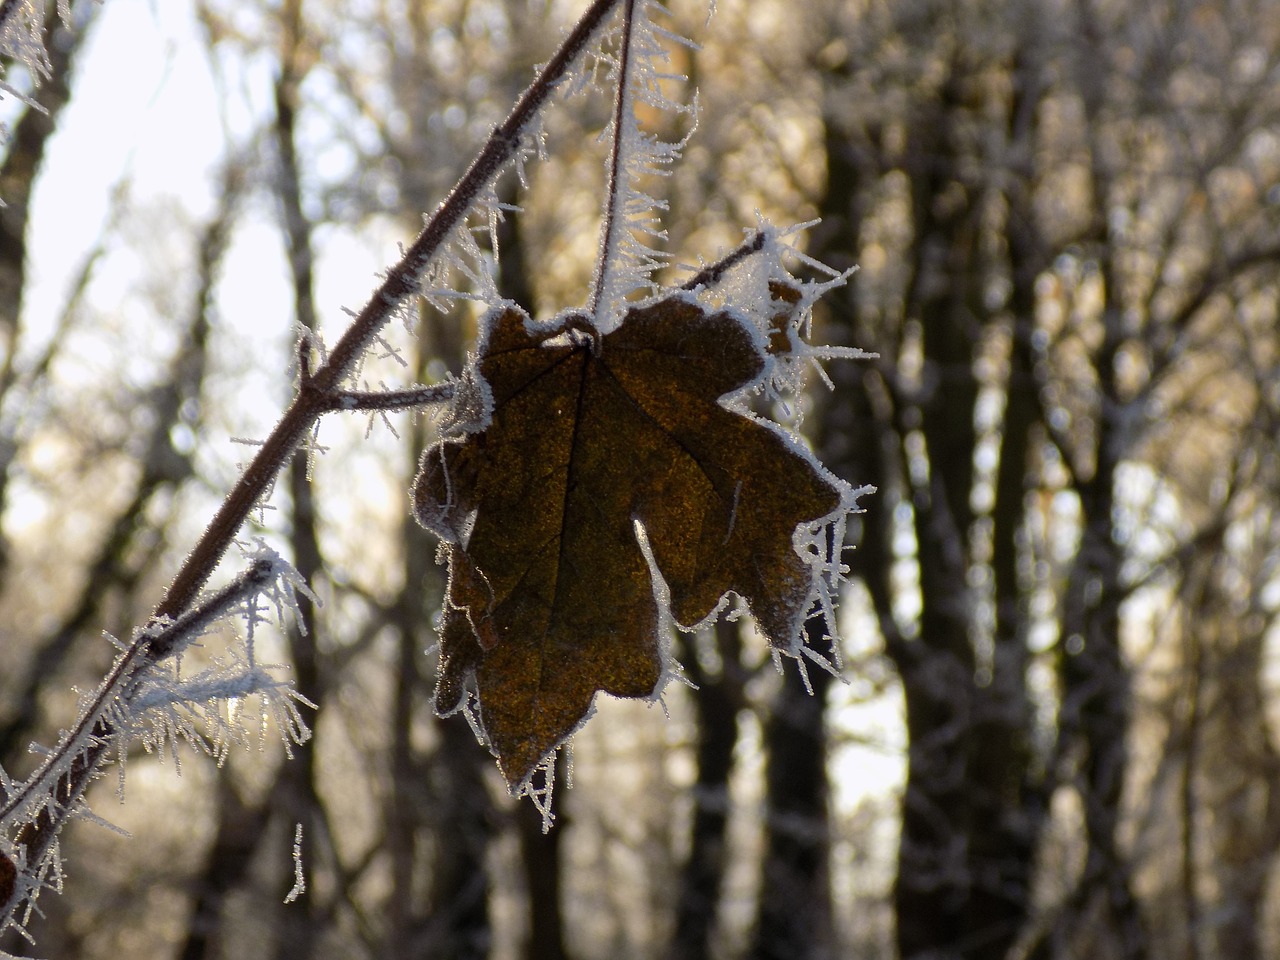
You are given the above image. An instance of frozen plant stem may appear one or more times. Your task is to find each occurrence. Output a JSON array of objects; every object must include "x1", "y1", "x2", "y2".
[
  {"x1": 5, "y1": 0, "x2": 626, "y2": 921},
  {"x1": 0, "y1": 560, "x2": 277, "y2": 832},
  {"x1": 330, "y1": 384, "x2": 458, "y2": 413},
  {"x1": 4, "y1": 559, "x2": 287, "y2": 918},
  {"x1": 588, "y1": 0, "x2": 639, "y2": 318},
  {"x1": 680, "y1": 230, "x2": 768, "y2": 291}
]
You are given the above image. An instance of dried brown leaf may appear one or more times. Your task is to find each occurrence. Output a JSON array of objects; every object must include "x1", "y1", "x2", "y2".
[{"x1": 415, "y1": 294, "x2": 845, "y2": 786}]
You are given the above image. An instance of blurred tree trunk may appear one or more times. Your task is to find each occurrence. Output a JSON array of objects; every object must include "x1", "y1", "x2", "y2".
[
  {"x1": 422, "y1": 714, "x2": 494, "y2": 960},
  {"x1": 0, "y1": 0, "x2": 92, "y2": 369},
  {"x1": 492, "y1": 184, "x2": 571, "y2": 960},
  {"x1": 670, "y1": 619, "x2": 742, "y2": 960},
  {"x1": 1148, "y1": 416, "x2": 1280, "y2": 959},
  {"x1": 1195, "y1": 572, "x2": 1280, "y2": 960},
  {"x1": 808, "y1": 9, "x2": 1053, "y2": 957},
  {"x1": 179, "y1": 773, "x2": 272, "y2": 960},
  {"x1": 516, "y1": 756, "x2": 568, "y2": 960},
  {"x1": 962, "y1": 41, "x2": 1052, "y2": 953},
  {"x1": 1051, "y1": 309, "x2": 1147, "y2": 959},
  {"x1": 379, "y1": 211, "x2": 493, "y2": 960},
  {"x1": 748, "y1": 624, "x2": 837, "y2": 960},
  {"x1": 272, "y1": 5, "x2": 330, "y2": 953},
  {"x1": 889, "y1": 68, "x2": 984, "y2": 953},
  {"x1": 0, "y1": 0, "x2": 96, "y2": 591},
  {"x1": 969, "y1": 292, "x2": 1043, "y2": 953},
  {"x1": 385, "y1": 428, "x2": 494, "y2": 960}
]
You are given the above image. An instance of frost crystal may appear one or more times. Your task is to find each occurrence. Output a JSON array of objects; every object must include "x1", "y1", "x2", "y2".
[
  {"x1": 284, "y1": 823, "x2": 306, "y2": 903},
  {"x1": 590, "y1": 1, "x2": 700, "y2": 329},
  {"x1": 1, "y1": 546, "x2": 314, "y2": 934},
  {"x1": 0, "y1": 0, "x2": 73, "y2": 120},
  {"x1": 685, "y1": 220, "x2": 873, "y2": 404}
]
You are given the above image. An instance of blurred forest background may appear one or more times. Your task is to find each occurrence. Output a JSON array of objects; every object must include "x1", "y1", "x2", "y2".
[{"x1": 2, "y1": 0, "x2": 1280, "y2": 957}]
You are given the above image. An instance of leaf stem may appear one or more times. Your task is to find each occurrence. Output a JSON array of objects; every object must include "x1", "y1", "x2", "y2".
[{"x1": 588, "y1": 0, "x2": 639, "y2": 320}]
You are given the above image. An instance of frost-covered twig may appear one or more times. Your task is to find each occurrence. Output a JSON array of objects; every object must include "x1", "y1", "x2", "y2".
[
  {"x1": 0, "y1": 0, "x2": 71, "y2": 112},
  {"x1": 589, "y1": 0, "x2": 698, "y2": 327},
  {"x1": 680, "y1": 230, "x2": 769, "y2": 292},
  {"x1": 141, "y1": 555, "x2": 278, "y2": 662},
  {"x1": 1, "y1": 553, "x2": 298, "y2": 923},
  {"x1": 326, "y1": 383, "x2": 457, "y2": 413},
  {"x1": 0, "y1": 560, "x2": 277, "y2": 813},
  {"x1": 589, "y1": 0, "x2": 640, "y2": 317}
]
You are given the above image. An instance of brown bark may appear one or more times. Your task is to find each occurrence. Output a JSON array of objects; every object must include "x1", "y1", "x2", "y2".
[
  {"x1": 516, "y1": 757, "x2": 569, "y2": 960},
  {"x1": 670, "y1": 619, "x2": 743, "y2": 960},
  {"x1": 809, "y1": 13, "x2": 1054, "y2": 956},
  {"x1": 885, "y1": 69, "x2": 985, "y2": 960},
  {"x1": 179, "y1": 775, "x2": 272, "y2": 960},
  {"x1": 748, "y1": 624, "x2": 837, "y2": 960},
  {"x1": 0, "y1": 0, "x2": 98, "y2": 588}
]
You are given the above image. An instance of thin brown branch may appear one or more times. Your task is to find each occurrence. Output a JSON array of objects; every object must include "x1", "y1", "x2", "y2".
[
  {"x1": 329, "y1": 384, "x2": 457, "y2": 412},
  {"x1": 680, "y1": 231, "x2": 768, "y2": 291},
  {"x1": 0, "y1": 558, "x2": 276, "y2": 831},
  {"x1": 588, "y1": 0, "x2": 638, "y2": 316}
]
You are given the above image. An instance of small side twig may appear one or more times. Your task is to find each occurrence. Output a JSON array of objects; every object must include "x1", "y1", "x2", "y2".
[
  {"x1": 680, "y1": 230, "x2": 768, "y2": 291},
  {"x1": 297, "y1": 332, "x2": 314, "y2": 385},
  {"x1": 0, "y1": 557, "x2": 280, "y2": 868},
  {"x1": 326, "y1": 384, "x2": 458, "y2": 413},
  {"x1": 142, "y1": 556, "x2": 278, "y2": 663}
]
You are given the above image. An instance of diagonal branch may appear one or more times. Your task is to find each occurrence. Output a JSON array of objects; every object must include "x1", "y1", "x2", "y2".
[
  {"x1": 0, "y1": 557, "x2": 278, "y2": 829},
  {"x1": 161, "y1": 0, "x2": 624, "y2": 622}
]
